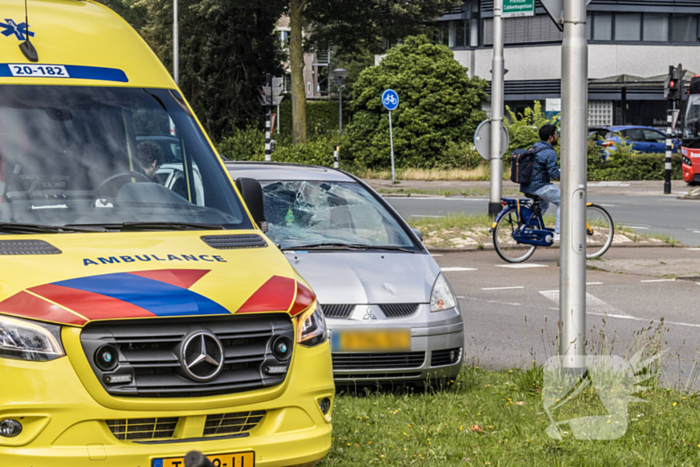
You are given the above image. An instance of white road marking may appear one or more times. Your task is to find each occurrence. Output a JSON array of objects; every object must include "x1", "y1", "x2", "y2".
[
  {"x1": 640, "y1": 279, "x2": 676, "y2": 283},
  {"x1": 431, "y1": 254, "x2": 443, "y2": 257},
  {"x1": 693, "y1": 231, "x2": 700, "y2": 234},
  {"x1": 481, "y1": 286, "x2": 525, "y2": 291},
  {"x1": 441, "y1": 267, "x2": 478, "y2": 272},
  {"x1": 599, "y1": 204, "x2": 616, "y2": 207},
  {"x1": 620, "y1": 184, "x2": 630, "y2": 187},
  {"x1": 623, "y1": 225, "x2": 649, "y2": 230},
  {"x1": 487, "y1": 300, "x2": 521, "y2": 306},
  {"x1": 539, "y1": 290, "x2": 631, "y2": 317},
  {"x1": 496, "y1": 263, "x2": 548, "y2": 269},
  {"x1": 587, "y1": 282, "x2": 604, "y2": 285}
]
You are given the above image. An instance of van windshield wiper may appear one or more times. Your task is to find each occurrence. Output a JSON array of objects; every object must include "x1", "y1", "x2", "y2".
[
  {"x1": 0, "y1": 222, "x2": 106, "y2": 234},
  {"x1": 281, "y1": 242, "x2": 414, "y2": 253},
  {"x1": 68, "y1": 222, "x2": 226, "y2": 231}
]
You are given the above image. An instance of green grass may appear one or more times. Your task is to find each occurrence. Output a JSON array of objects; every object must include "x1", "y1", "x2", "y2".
[
  {"x1": 321, "y1": 366, "x2": 700, "y2": 466},
  {"x1": 407, "y1": 213, "x2": 556, "y2": 231}
]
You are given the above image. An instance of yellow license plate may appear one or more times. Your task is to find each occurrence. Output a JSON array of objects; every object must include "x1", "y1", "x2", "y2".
[
  {"x1": 336, "y1": 329, "x2": 411, "y2": 351},
  {"x1": 154, "y1": 451, "x2": 254, "y2": 467}
]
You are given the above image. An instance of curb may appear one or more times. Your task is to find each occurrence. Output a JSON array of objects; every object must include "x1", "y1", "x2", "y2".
[
  {"x1": 677, "y1": 275, "x2": 700, "y2": 282},
  {"x1": 676, "y1": 196, "x2": 700, "y2": 201},
  {"x1": 427, "y1": 242, "x2": 680, "y2": 254}
]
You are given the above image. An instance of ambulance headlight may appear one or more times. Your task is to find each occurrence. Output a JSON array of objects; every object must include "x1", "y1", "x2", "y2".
[
  {"x1": 297, "y1": 304, "x2": 327, "y2": 347},
  {"x1": 0, "y1": 316, "x2": 65, "y2": 361}
]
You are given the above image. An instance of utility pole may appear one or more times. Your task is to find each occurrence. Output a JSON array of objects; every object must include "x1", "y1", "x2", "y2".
[
  {"x1": 559, "y1": 0, "x2": 588, "y2": 371},
  {"x1": 173, "y1": 0, "x2": 178, "y2": 85},
  {"x1": 489, "y1": 0, "x2": 505, "y2": 217}
]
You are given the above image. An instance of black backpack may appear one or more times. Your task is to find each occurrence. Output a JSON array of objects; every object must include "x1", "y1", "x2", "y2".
[{"x1": 510, "y1": 145, "x2": 543, "y2": 184}]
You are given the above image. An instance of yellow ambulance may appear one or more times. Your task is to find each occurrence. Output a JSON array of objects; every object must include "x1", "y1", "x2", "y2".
[{"x1": 0, "y1": 1, "x2": 333, "y2": 466}]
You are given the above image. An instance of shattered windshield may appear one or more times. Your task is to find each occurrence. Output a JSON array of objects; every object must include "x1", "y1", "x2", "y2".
[
  {"x1": 261, "y1": 180, "x2": 418, "y2": 251},
  {"x1": 684, "y1": 94, "x2": 700, "y2": 140},
  {"x1": 0, "y1": 85, "x2": 250, "y2": 231}
]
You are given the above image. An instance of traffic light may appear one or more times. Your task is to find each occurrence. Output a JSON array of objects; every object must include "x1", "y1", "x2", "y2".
[{"x1": 665, "y1": 65, "x2": 683, "y2": 102}]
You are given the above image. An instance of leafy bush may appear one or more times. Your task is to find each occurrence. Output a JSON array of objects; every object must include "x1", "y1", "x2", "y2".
[
  {"x1": 218, "y1": 127, "x2": 351, "y2": 168},
  {"x1": 441, "y1": 141, "x2": 486, "y2": 170},
  {"x1": 347, "y1": 35, "x2": 488, "y2": 169},
  {"x1": 277, "y1": 99, "x2": 351, "y2": 139},
  {"x1": 587, "y1": 138, "x2": 683, "y2": 181},
  {"x1": 505, "y1": 101, "x2": 559, "y2": 154}
]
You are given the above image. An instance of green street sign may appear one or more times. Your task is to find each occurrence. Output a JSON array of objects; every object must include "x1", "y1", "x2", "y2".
[{"x1": 503, "y1": 0, "x2": 535, "y2": 18}]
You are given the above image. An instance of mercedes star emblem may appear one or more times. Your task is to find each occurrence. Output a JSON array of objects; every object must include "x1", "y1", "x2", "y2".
[{"x1": 181, "y1": 331, "x2": 224, "y2": 382}]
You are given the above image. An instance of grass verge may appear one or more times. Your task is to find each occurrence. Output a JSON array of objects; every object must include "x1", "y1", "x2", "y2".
[
  {"x1": 377, "y1": 187, "x2": 521, "y2": 198},
  {"x1": 354, "y1": 166, "x2": 503, "y2": 181},
  {"x1": 321, "y1": 366, "x2": 700, "y2": 466}
]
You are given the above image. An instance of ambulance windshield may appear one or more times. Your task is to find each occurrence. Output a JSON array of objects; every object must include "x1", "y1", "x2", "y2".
[{"x1": 0, "y1": 85, "x2": 251, "y2": 231}]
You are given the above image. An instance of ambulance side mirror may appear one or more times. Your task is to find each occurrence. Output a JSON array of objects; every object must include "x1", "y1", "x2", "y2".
[{"x1": 236, "y1": 177, "x2": 268, "y2": 233}]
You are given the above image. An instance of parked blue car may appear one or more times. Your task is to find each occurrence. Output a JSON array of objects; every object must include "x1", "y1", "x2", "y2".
[{"x1": 589, "y1": 126, "x2": 680, "y2": 154}]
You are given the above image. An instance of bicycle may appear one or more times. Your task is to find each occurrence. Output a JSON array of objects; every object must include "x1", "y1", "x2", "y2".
[{"x1": 490, "y1": 193, "x2": 615, "y2": 263}]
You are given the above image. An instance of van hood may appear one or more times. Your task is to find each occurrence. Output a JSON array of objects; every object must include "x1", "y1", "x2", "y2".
[
  {"x1": 283, "y1": 251, "x2": 440, "y2": 305},
  {"x1": 0, "y1": 231, "x2": 314, "y2": 326}
]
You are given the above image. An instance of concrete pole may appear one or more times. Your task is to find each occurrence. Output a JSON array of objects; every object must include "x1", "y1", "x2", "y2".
[
  {"x1": 173, "y1": 0, "x2": 179, "y2": 86},
  {"x1": 339, "y1": 78, "x2": 343, "y2": 133},
  {"x1": 559, "y1": 0, "x2": 588, "y2": 370},
  {"x1": 488, "y1": 0, "x2": 505, "y2": 217}
]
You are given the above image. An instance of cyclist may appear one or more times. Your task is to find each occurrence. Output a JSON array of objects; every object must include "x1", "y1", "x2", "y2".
[{"x1": 520, "y1": 124, "x2": 561, "y2": 242}]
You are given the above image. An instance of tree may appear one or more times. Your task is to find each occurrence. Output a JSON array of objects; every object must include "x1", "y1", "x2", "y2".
[
  {"x1": 287, "y1": 0, "x2": 461, "y2": 145},
  {"x1": 348, "y1": 35, "x2": 487, "y2": 169},
  {"x1": 98, "y1": 0, "x2": 285, "y2": 142}
]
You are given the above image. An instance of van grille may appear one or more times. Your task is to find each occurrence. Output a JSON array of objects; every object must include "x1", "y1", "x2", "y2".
[
  {"x1": 106, "y1": 417, "x2": 179, "y2": 440},
  {"x1": 204, "y1": 410, "x2": 266, "y2": 436},
  {"x1": 431, "y1": 348, "x2": 462, "y2": 367},
  {"x1": 335, "y1": 372, "x2": 422, "y2": 380},
  {"x1": 332, "y1": 352, "x2": 425, "y2": 370},
  {"x1": 378, "y1": 303, "x2": 420, "y2": 318},
  {"x1": 80, "y1": 315, "x2": 294, "y2": 398},
  {"x1": 321, "y1": 304, "x2": 355, "y2": 319}
]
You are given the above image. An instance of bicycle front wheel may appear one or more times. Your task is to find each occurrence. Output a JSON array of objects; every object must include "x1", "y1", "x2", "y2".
[
  {"x1": 493, "y1": 207, "x2": 537, "y2": 263},
  {"x1": 586, "y1": 204, "x2": 614, "y2": 259}
]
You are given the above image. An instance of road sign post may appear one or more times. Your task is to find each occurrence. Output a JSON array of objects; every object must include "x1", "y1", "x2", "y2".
[
  {"x1": 260, "y1": 77, "x2": 284, "y2": 161},
  {"x1": 474, "y1": 120, "x2": 509, "y2": 161},
  {"x1": 382, "y1": 89, "x2": 399, "y2": 183},
  {"x1": 664, "y1": 64, "x2": 683, "y2": 194},
  {"x1": 489, "y1": 0, "x2": 505, "y2": 217},
  {"x1": 559, "y1": 0, "x2": 588, "y2": 371}
]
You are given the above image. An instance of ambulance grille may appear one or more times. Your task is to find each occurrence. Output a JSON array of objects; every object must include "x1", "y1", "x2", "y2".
[
  {"x1": 201, "y1": 234, "x2": 267, "y2": 249},
  {"x1": 81, "y1": 314, "x2": 294, "y2": 398},
  {"x1": 0, "y1": 240, "x2": 61, "y2": 255},
  {"x1": 106, "y1": 417, "x2": 178, "y2": 440},
  {"x1": 204, "y1": 410, "x2": 266, "y2": 436}
]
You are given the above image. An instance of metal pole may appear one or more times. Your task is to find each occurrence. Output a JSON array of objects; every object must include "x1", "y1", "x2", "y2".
[
  {"x1": 665, "y1": 99, "x2": 673, "y2": 194},
  {"x1": 389, "y1": 111, "x2": 396, "y2": 184},
  {"x1": 339, "y1": 78, "x2": 343, "y2": 133},
  {"x1": 265, "y1": 75, "x2": 272, "y2": 161},
  {"x1": 488, "y1": 0, "x2": 505, "y2": 217},
  {"x1": 334, "y1": 145, "x2": 339, "y2": 169},
  {"x1": 559, "y1": 0, "x2": 588, "y2": 370},
  {"x1": 277, "y1": 103, "x2": 281, "y2": 134},
  {"x1": 173, "y1": 0, "x2": 179, "y2": 85}
]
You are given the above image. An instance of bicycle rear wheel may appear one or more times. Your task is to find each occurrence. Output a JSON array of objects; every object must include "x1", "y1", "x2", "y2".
[
  {"x1": 586, "y1": 204, "x2": 614, "y2": 259},
  {"x1": 493, "y1": 207, "x2": 537, "y2": 263}
]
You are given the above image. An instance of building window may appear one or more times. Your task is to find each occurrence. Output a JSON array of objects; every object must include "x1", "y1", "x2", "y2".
[
  {"x1": 615, "y1": 13, "x2": 641, "y2": 41},
  {"x1": 456, "y1": 20, "x2": 466, "y2": 48},
  {"x1": 586, "y1": 14, "x2": 592, "y2": 41},
  {"x1": 643, "y1": 13, "x2": 669, "y2": 42},
  {"x1": 436, "y1": 1, "x2": 479, "y2": 49},
  {"x1": 671, "y1": 16, "x2": 698, "y2": 43},
  {"x1": 593, "y1": 13, "x2": 613, "y2": 41}
]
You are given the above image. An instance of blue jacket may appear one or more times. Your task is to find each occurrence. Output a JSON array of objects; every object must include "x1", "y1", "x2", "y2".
[{"x1": 520, "y1": 141, "x2": 560, "y2": 194}]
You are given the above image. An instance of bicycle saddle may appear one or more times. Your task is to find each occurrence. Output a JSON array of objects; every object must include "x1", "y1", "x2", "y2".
[{"x1": 525, "y1": 194, "x2": 541, "y2": 201}]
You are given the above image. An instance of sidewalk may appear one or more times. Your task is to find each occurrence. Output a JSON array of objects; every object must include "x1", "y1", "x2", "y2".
[{"x1": 366, "y1": 179, "x2": 695, "y2": 198}]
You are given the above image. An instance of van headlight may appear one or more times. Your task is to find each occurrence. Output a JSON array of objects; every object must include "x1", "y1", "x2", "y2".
[
  {"x1": 430, "y1": 273, "x2": 457, "y2": 312},
  {"x1": 297, "y1": 304, "x2": 327, "y2": 347},
  {"x1": 0, "y1": 316, "x2": 65, "y2": 361}
]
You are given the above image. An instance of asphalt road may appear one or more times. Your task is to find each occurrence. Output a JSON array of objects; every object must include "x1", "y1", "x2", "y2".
[
  {"x1": 386, "y1": 194, "x2": 700, "y2": 247},
  {"x1": 435, "y1": 247, "x2": 700, "y2": 390}
]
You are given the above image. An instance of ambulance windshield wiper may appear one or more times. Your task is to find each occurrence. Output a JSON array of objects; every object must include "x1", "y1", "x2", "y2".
[
  {"x1": 282, "y1": 243, "x2": 414, "y2": 253},
  {"x1": 68, "y1": 221, "x2": 226, "y2": 231},
  {"x1": 0, "y1": 222, "x2": 105, "y2": 234}
]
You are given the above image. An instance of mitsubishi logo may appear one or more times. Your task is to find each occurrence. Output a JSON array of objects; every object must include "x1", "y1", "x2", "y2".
[{"x1": 180, "y1": 331, "x2": 224, "y2": 382}]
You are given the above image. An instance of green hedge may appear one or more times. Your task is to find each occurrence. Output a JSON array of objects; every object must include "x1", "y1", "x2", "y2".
[
  {"x1": 587, "y1": 139, "x2": 683, "y2": 181},
  {"x1": 277, "y1": 99, "x2": 351, "y2": 139}
]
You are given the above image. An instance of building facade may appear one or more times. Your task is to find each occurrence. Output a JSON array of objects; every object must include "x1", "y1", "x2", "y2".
[{"x1": 436, "y1": 0, "x2": 700, "y2": 127}]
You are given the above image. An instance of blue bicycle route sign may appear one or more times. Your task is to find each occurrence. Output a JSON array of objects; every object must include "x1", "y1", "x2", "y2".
[{"x1": 382, "y1": 89, "x2": 399, "y2": 111}]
